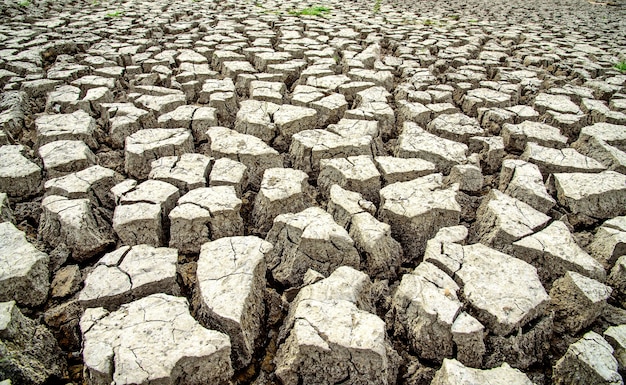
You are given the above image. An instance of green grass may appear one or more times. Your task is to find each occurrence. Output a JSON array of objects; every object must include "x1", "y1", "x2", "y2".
[
  {"x1": 105, "y1": 10, "x2": 124, "y2": 17},
  {"x1": 17, "y1": 0, "x2": 30, "y2": 7},
  {"x1": 614, "y1": 61, "x2": 626, "y2": 73},
  {"x1": 289, "y1": 6, "x2": 330, "y2": 16},
  {"x1": 373, "y1": 0, "x2": 382, "y2": 14},
  {"x1": 423, "y1": 19, "x2": 434, "y2": 26}
]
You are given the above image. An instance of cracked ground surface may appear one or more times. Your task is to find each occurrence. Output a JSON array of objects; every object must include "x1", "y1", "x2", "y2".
[{"x1": 1, "y1": 0, "x2": 626, "y2": 383}]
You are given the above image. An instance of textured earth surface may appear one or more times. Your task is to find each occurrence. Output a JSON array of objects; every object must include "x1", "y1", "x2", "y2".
[{"x1": 1, "y1": 0, "x2": 626, "y2": 384}]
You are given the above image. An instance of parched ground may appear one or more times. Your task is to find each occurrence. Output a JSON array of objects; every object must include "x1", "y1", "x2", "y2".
[{"x1": 1, "y1": 0, "x2": 626, "y2": 384}]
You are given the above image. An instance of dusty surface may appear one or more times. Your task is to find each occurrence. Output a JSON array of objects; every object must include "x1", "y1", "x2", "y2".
[{"x1": 0, "y1": 0, "x2": 625, "y2": 383}]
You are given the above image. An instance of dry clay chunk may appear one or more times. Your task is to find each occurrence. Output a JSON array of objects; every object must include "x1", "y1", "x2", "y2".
[
  {"x1": 251, "y1": 167, "x2": 314, "y2": 235},
  {"x1": 590, "y1": 216, "x2": 626, "y2": 270},
  {"x1": 474, "y1": 189, "x2": 550, "y2": 253},
  {"x1": 81, "y1": 294, "x2": 233, "y2": 385},
  {"x1": 125, "y1": 128, "x2": 194, "y2": 180},
  {"x1": 513, "y1": 220, "x2": 605, "y2": 286},
  {"x1": 391, "y1": 262, "x2": 463, "y2": 362},
  {"x1": 40, "y1": 195, "x2": 116, "y2": 262},
  {"x1": 35, "y1": 110, "x2": 97, "y2": 149},
  {"x1": 0, "y1": 222, "x2": 49, "y2": 306},
  {"x1": 318, "y1": 155, "x2": 381, "y2": 204},
  {"x1": 327, "y1": 185, "x2": 402, "y2": 280},
  {"x1": 549, "y1": 271, "x2": 612, "y2": 334},
  {"x1": 38, "y1": 140, "x2": 96, "y2": 178},
  {"x1": 205, "y1": 126, "x2": 282, "y2": 189},
  {"x1": 275, "y1": 267, "x2": 399, "y2": 385},
  {"x1": 553, "y1": 331, "x2": 622, "y2": 385},
  {"x1": 379, "y1": 173, "x2": 461, "y2": 262},
  {"x1": 44, "y1": 165, "x2": 122, "y2": 209},
  {"x1": 552, "y1": 171, "x2": 626, "y2": 219},
  {"x1": 499, "y1": 159, "x2": 555, "y2": 213},
  {"x1": 290, "y1": 129, "x2": 375, "y2": 175},
  {"x1": 169, "y1": 186, "x2": 243, "y2": 254},
  {"x1": 113, "y1": 180, "x2": 180, "y2": 247},
  {"x1": 266, "y1": 207, "x2": 360, "y2": 287},
  {"x1": 0, "y1": 300, "x2": 66, "y2": 385},
  {"x1": 79, "y1": 245, "x2": 179, "y2": 309},
  {"x1": 195, "y1": 236, "x2": 272, "y2": 369},
  {"x1": 432, "y1": 359, "x2": 533, "y2": 385},
  {"x1": 395, "y1": 122, "x2": 468, "y2": 174},
  {"x1": 149, "y1": 153, "x2": 213, "y2": 193},
  {"x1": 0, "y1": 145, "x2": 42, "y2": 197},
  {"x1": 429, "y1": 243, "x2": 550, "y2": 337}
]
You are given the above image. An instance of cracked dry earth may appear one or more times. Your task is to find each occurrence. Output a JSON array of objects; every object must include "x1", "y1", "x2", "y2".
[{"x1": 1, "y1": 0, "x2": 626, "y2": 384}]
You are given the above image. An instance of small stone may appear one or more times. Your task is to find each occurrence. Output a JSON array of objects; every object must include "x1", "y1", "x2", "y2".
[
  {"x1": 0, "y1": 222, "x2": 49, "y2": 306},
  {"x1": 51, "y1": 265, "x2": 81, "y2": 298},
  {"x1": 553, "y1": 331, "x2": 622, "y2": 385},
  {"x1": 81, "y1": 294, "x2": 233, "y2": 385}
]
